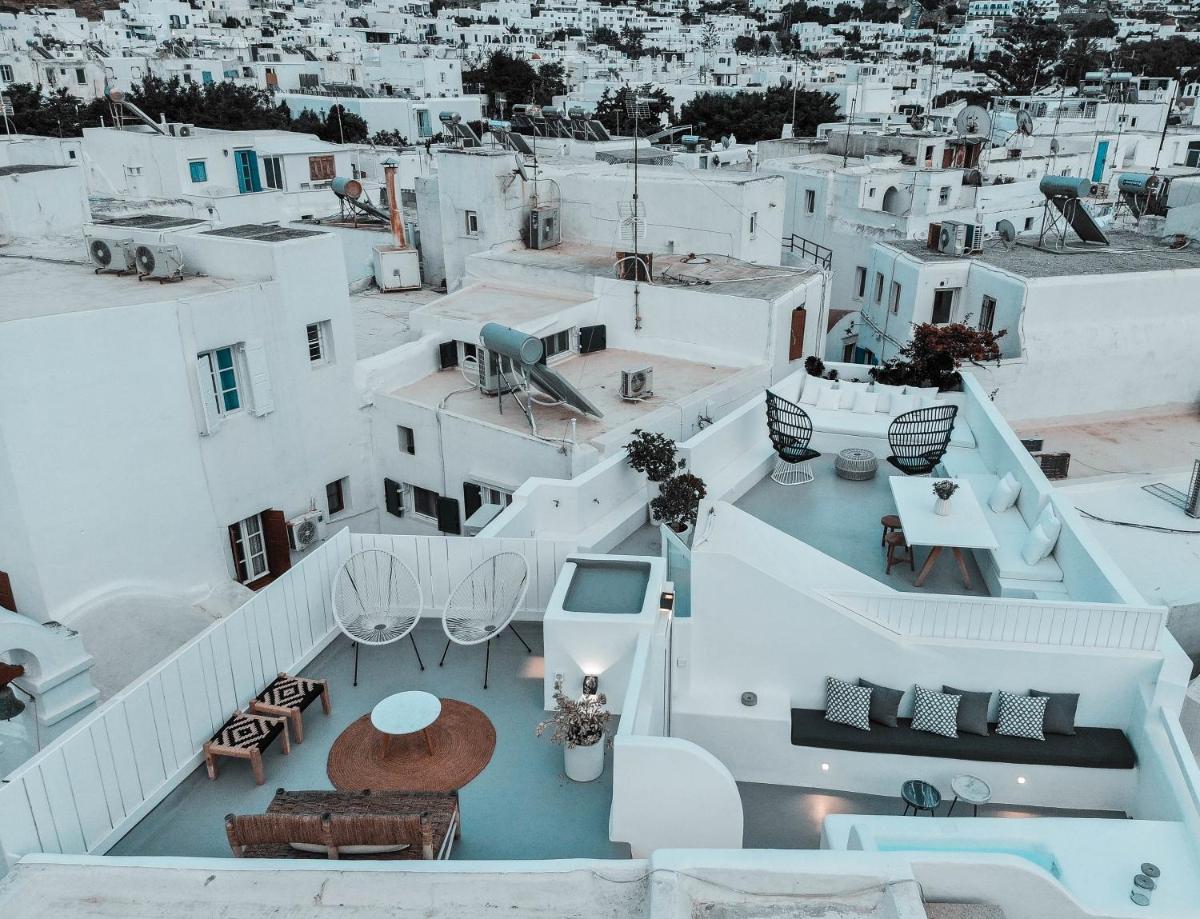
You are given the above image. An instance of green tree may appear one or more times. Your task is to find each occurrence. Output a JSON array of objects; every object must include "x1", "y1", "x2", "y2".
[
  {"x1": 462, "y1": 49, "x2": 540, "y2": 114},
  {"x1": 593, "y1": 84, "x2": 675, "y2": 136},
  {"x1": 619, "y1": 24, "x2": 646, "y2": 58},
  {"x1": 982, "y1": 10, "x2": 1065, "y2": 94},
  {"x1": 1075, "y1": 17, "x2": 1118, "y2": 39},
  {"x1": 591, "y1": 25, "x2": 621, "y2": 46},
  {"x1": 1059, "y1": 36, "x2": 1102, "y2": 85},
  {"x1": 859, "y1": 0, "x2": 898, "y2": 22},
  {"x1": 5, "y1": 84, "x2": 85, "y2": 136},
  {"x1": 734, "y1": 34, "x2": 756, "y2": 54},
  {"x1": 371, "y1": 129, "x2": 410, "y2": 146},
  {"x1": 681, "y1": 85, "x2": 839, "y2": 144},
  {"x1": 534, "y1": 61, "x2": 567, "y2": 104},
  {"x1": 1116, "y1": 36, "x2": 1200, "y2": 83}
]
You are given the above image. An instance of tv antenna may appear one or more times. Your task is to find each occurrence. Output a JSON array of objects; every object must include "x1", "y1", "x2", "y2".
[{"x1": 617, "y1": 93, "x2": 656, "y2": 328}]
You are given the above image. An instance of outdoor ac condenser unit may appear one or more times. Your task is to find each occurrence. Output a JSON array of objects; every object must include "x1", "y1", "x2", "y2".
[
  {"x1": 287, "y1": 511, "x2": 323, "y2": 552},
  {"x1": 476, "y1": 347, "x2": 521, "y2": 396},
  {"x1": 86, "y1": 235, "x2": 134, "y2": 273},
  {"x1": 937, "y1": 221, "x2": 967, "y2": 257},
  {"x1": 132, "y1": 243, "x2": 184, "y2": 281},
  {"x1": 620, "y1": 366, "x2": 654, "y2": 401}
]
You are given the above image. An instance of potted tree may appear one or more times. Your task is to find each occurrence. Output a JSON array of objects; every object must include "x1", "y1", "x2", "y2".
[
  {"x1": 624, "y1": 429, "x2": 678, "y2": 483},
  {"x1": 650, "y1": 472, "x2": 708, "y2": 536},
  {"x1": 536, "y1": 676, "x2": 611, "y2": 782}
]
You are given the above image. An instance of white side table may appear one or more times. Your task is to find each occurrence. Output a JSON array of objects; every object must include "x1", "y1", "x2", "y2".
[
  {"x1": 948, "y1": 773, "x2": 992, "y2": 816},
  {"x1": 371, "y1": 691, "x2": 442, "y2": 756}
]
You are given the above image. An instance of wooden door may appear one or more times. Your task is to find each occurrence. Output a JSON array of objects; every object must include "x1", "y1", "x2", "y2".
[{"x1": 788, "y1": 307, "x2": 807, "y2": 362}]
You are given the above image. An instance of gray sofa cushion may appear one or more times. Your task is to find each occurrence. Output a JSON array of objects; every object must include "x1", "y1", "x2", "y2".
[
  {"x1": 1030, "y1": 689, "x2": 1079, "y2": 736},
  {"x1": 944, "y1": 685, "x2": 992, "y2": 736},
  {"x1": 859, "y1": 678, "x2": 903, "y2": 728}
]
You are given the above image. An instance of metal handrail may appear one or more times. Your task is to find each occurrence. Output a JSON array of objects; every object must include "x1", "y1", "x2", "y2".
[{"x1": 783, "y1": 234, "x2": 832, "y2": 270}]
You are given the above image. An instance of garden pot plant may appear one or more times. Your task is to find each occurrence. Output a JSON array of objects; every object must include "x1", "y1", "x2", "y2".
[
  {"x1": 651, "y1": 473, "x2": 708, "y2": 535},
  {"x1": 933, "y1": 479, "x2": 959, "y2": 516},
  {"x1": 536, "y1": 676, "x2": 611, "y2": 782},
  {"x1": 625, "y1": 429, "x2": 681, "y2": 521}
]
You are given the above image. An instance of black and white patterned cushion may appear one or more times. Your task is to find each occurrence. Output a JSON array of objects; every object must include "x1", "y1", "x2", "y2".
[
  {"x1": 825, "y1": 676, "x2": 872, "y2": 731},
  {"x1": 996, "y1": 691, "x2": 1048, "y2": 741},
  {"x1": 910, "y1": 685, "x2": 961, "y2": 738}
]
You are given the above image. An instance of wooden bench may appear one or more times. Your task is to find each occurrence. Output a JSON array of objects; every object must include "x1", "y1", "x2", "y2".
[
  {"x1": 225, "y1": 788, "x2": 460, "y2": 860},
  {"x1": 203, "y1": 710, "x2": 290, "y2": 785}
]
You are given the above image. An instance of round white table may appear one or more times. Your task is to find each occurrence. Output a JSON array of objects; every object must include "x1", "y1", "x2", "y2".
[
  {"x1": 371, "y1": 691, "x2": 442, "y2": 757},
  {"x1": 947, "y1": 773, "x2": 992, "y2": 816}
]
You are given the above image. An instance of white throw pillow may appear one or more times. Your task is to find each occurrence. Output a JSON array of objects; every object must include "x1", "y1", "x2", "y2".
[
  {"x1": 1036, "y1": 504, "x2": 1062, "y2": 543},
  {"x1": 816, "y1": 385, "x2": 842, "y2": 411},
  {"x1": 890, "y1": 393, "x2": 918, "y2": 416},
  {"x1": 1020, "y1": 523, "x2": 1057, "y2": 565},
  {"x1": 798, "y1": 377, "x2": 825, "y2": 406},
  {"x1": 873, "y1": 383, "x2": 904, "y2": 413},
  {"x1": 906, "y1": 385, "x2": 940, "y2": 400},
  {"x1": 852, "y1": 391, "x2": 879, "y2": 414},
  {"x1": 290, "y1": 842, "x2": 410, "y2": 855},
  {"x1": 838, "y1": 381, "x2": 866, "y2": 409},
  {"x1": 987, "y1": 474, "x2": 1020, "y2": 513}
]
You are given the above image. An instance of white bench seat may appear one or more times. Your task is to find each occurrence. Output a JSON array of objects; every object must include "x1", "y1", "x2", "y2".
[{"x1": 804, "y1": 406, "x2": 977, "y2": 450}]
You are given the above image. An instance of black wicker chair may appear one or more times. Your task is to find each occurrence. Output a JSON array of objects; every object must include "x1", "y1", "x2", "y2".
[
  {"x1": 765, "y1": 391, "x2": 821, "y2": 485},
  {"x1": 886, "y1": 404, "x2": 959, "y2": 476}
]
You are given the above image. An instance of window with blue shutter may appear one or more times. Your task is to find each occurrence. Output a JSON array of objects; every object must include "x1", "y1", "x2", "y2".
[{"x1": 189, "y1": 160, "x2": 207, "y2": 183}]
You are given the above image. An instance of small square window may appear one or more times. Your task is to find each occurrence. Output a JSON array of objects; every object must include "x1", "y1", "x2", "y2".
[
  {"x1": 979, "y1": 295, "x2": 997, "y2": 331},
  {"x1": 938, "y1": 186, "x2": 950, "y2": 205},
  {"x1": 465, "y1": 210, "x2": 479, "y2": 236},
  {"x1": 398, "y1": 425, "x2": 416, "y2": 455},
  {"x1": 854, "y1": 267, "x2": 866, "y2": 299},
  {"x1": 326, "y1": 477, "x2": 348, "y2": 516},
  {"x1": 749, "y1": 211, "x2": 758, "y2": 237},
  {"x1": 890, "y1": 281, "x2": 902, "y2": 315},
  {"x1": 412, "y1": 485, "x2": 438, "y2": 519},
  {"x1": 804, "y1": 189, "x2": 815, "y2": 213},
  {"x1": 306, "y1": 320, "x2": 332, "y2": 364},
  {"x1": 1024, "y1": 217, "x2": 1035, "y2": 231},
  {"x1": 189, "y1": 160, "x2": 208, "y2": 183}
]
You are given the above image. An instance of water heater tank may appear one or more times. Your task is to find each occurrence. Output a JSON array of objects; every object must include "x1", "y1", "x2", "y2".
[
  {"x1": 1039, "y1": 176, "x2": 1092, "y2": 199},
  {"x1": 331, "y1": 176, "x2": 364, "y2": 199},
  {"x1": 1117, "y1": 173, "x2": 1158, "y2": 195},
  {"x1": 480, "y1": 322, "x2": 544, "y2": 366}
]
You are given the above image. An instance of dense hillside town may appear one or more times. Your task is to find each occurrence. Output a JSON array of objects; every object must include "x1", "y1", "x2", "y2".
[{"x1": 3, "y1": 0, "x2": 1200, "y2": 917}]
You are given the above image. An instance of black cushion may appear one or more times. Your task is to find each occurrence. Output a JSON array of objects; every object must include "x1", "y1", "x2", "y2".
[
  {"x1": 859, "y1": 678, "x2": 903, "y2": 728},
  {"x1": 1030, "y1": 689, "x2": 1079, "y2": 736},
  {"x1": 789, "y1": 708, "x2": 1135, "y2": 769},
  {"x1": 944, "y1": 685, "x2": 992, "y2": 737}
]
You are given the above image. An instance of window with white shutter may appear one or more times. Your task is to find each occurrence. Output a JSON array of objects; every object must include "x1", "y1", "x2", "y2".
[{"x1": 240, "y1": 340, "x2": 274, "y2": 416}]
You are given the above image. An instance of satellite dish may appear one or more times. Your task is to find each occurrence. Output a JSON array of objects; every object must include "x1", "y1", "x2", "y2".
[
  {"x1": 908, "y1": 113, "x2": 926, "y2": 131},
  {"x1": 997, "y1": 219, "x2": 1017, "y2": 249},
  {"x1": 1050, "y1": 137, "x2": 1060, "y2": 154},
  {"x1": 513, "y1": 153, "x2": 530, "y2": 182},
  {"x1": 1016, "y1": 110, "x2": 1034, "y2": 136},
  {"x1": 955, "y1": 104, "x2": 992, "y2": 140},
  {"x1": 721, "y1": 135, "x2": 732, "y2": 149}
]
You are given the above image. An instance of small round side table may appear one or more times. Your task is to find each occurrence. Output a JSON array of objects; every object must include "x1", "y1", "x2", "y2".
[
  {"x1": 901, "y1": 778, "x2": 942, "y2": 816},
  {"x1": 947, "y1": 774, "x2": 992, "y2": 817},
  {"x1": 835, "y1": 448, "x2": 878, "y2": 481}
]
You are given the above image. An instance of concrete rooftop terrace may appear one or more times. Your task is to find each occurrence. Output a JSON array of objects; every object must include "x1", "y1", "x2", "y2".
[
  {"x1": 391, "y1": 348, "x2": 743, "y2": 443},
  {"x1": 415, "y1": 279, "x2": 595, "y2": 327},
  {"x1": 0, "y1": 251, "x2": 244, "y2": 322},
  {"x1": 890, "y1": 231, "x2": 1200, "y2": 278},
  {"x1": 472, "y1": 244, "x2": 820, "y2": 301}
]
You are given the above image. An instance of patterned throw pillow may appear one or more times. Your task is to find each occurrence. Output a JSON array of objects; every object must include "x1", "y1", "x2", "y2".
[
  {"x1": 910, "y1": 685, "x2": 961, "y2": 738},
  {"x1": 996, "y1": 691, "x2": 1048, "y2": 741},
  {"x1": 825, "y1": 676, "x2": 872, "y2": 731}
]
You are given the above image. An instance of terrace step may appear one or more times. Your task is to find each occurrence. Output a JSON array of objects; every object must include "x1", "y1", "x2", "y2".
[{"x1": 924, "y1": 903, "x2": 1006, "y2": 919}]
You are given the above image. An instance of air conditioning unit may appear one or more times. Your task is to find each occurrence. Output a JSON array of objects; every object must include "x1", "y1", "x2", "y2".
[
  {"x1": 132, "y1": 243, "x2": 184, "y2": 282},
  {"x1": 86, "y1": 234, "x2": 134, "y2": 273},
  {"x1": 620, "y1": 366, "x2": 654, "y2": 401},
  {"x1": 471, "y1": 347, "x2": 521, "y2": 396},
  {"x1": 937, "y1": 221, "x2": 967, "y2": 256},
  {"x1": 528, "y1": 205, "x2": 561, "y2": 250},
  {"x1": 287, "y1": 511, "x2": 323, "y2": 551}
]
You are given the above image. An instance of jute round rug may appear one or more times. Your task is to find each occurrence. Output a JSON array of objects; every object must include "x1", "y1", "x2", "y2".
[{"x1": 327, "y1": 698, "x2": 496, "y2": 792}]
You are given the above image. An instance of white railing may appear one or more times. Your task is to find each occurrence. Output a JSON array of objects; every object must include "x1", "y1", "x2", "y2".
[
  {"x1": 0, "y1": 528, "x2": 354, "y2": 872},
  {"x1": 0, "y1": 531, "x2": 573, "y2": 872},
  {"x1": 819, "y1": 590, "x2": 1166, "y2": 652}
]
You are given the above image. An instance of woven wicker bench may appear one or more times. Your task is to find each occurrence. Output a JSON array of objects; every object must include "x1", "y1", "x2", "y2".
[
  {"x1": 225, "y1": 788, "x2": 460, "y2": 860},
  {"x1": 249, "y1": 672, "x2": 331, "y2": 744},
  {"x1": 203, "y1": 710, "x2": 290, "y2": 785}
]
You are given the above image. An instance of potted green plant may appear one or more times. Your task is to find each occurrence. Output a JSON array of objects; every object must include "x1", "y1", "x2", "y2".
[
  {"x1": 536, "y1": 677, "x2": 611, "y2": 782},
  {"x1": 932, "y1": 479, "x2": 959, "y2": 516},
  {"x1": 624, "y1": 429, "x2": 678, "y2": 483},
  {"x1": 651, "y1": 472, "x2": 708, "y2": 535}
]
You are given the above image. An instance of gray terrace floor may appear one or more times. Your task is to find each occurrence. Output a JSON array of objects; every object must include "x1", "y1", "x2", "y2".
[
  {"x1": 735, "y1": 455, "x2": 990, "y2": 598},
  {"x1": 740, "y1": 782, "x2": 1124, "y2": 849},
  {"x1": 110, "y1": 621, "x2": 630, "y2": 861}
]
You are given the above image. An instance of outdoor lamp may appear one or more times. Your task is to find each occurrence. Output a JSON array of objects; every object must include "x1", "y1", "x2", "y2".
[
  {"x1": 659, "y1": 590, "x2": 675, "y2": 614},
  {"x1": 582, "y1": 674, "x2": 599, "y2": 696}
]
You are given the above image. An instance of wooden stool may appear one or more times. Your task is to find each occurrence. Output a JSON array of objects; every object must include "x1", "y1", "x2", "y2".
[
  {"x1": 885, "y1": 531, "x2": 915, "y2": 575},
  {"x1": 880, "y1": 514, "x2": 902, "y2": 547},
  {"x1": 203, "y1": 710, "x2": 290, "y2": 785},
  {"x1": 249, "y1": 672, "x2": 331, "y2": 744}
]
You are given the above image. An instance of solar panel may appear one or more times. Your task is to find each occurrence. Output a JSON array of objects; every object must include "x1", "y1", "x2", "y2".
[
  {"x1": 1048, "y1": 196, "x2": 1110, "y2": 245},
  {"x1": 505, "y1": 132, "x2": 534, "y2": 156},
  {"x1": 527, "y1": 363, "x2": 604, "y2": 418},
  {"x1": 102, "y1": 214, "x2": 205, "y2": 229},
  {"x1": 200, "y1": 224, "x2": 325, "y2": 242}
]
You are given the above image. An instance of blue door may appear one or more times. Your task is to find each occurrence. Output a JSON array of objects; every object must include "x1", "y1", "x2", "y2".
[
  {"x1": 1092, "y1": 141, "x2": 1109, "y2": 184},
  {"x1": 234, "y1": 149, "x2": 262, "y2": 193}
]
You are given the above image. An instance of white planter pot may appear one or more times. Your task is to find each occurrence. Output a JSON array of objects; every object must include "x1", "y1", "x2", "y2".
[
  {"x1": 935, "y1": 497, "x2": 952, "y2": 516},
  {"x1": 564, "y1": 740, "x2": 605, "y2": 782}
]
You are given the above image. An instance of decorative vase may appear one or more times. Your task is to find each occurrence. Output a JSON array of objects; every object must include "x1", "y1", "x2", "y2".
[
  {"x1": 564, "y1": 739, "x2": 604, "y2": 782},
  {"x1": 935, "y1": 497, "x2": 952, "y2": 516}
]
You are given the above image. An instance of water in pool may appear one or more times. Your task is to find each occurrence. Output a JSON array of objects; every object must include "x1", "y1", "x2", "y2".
[
  {"x1": 562, "y1": 560, "x2": 651, "y2": 614},
  {"x1": 875, "y1": 837, "x2": 1062, "y2": 878}
]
